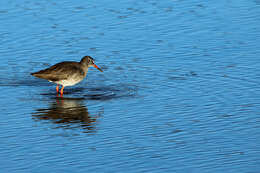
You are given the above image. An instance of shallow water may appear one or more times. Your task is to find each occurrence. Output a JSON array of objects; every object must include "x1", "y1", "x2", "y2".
[{"x1": 0, "y1": 0, "x2": 260, "y2": 172}]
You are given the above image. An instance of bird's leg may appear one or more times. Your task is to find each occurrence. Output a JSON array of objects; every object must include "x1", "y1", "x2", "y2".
[
  {"x1": 60, "y1": 86, "x2": 64, "y2": 96},
  {"x1": 56, "y1": 85, "x2": 59, "y2": 93}
]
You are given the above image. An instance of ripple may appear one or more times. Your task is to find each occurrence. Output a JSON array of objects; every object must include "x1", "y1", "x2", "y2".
[{"x1": 37, "y1": 84, "x2": 138, "y2": 101}]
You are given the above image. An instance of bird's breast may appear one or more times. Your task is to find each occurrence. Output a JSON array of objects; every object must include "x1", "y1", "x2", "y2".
[{"x1": 54, "y1": 74, "x2": 85, "y2": 86}]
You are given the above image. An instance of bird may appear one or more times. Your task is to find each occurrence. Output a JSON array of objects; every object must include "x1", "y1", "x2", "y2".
[{"x1": 31, "y1": 56, "x2": 103, "y2": 96}]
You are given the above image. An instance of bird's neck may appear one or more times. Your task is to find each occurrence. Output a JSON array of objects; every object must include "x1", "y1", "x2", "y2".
[{"x1": 80, "y1": 63, "x2": 89, "y2": 74}]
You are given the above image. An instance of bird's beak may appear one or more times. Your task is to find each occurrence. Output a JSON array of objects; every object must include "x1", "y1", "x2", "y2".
[{"x1": 93, "y1": 64, "x2": 103, "y2": 72}]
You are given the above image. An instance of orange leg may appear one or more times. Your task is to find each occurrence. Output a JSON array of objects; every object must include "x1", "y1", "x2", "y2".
[
  {"x1": 60, "y1": 86, "x2": 64, "y2": 96},
  {"x1": 56, "y1": 85, "x2": 59, "y2": 93}
]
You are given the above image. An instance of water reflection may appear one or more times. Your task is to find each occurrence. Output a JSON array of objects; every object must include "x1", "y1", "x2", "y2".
[{"x1": 32, "y1": 97, "x2": 101, "y2": 133}]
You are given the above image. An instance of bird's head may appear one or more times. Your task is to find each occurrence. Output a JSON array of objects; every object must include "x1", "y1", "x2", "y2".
[{"x1": 80, "y1": 56, "x2": 103, "y2": 72}]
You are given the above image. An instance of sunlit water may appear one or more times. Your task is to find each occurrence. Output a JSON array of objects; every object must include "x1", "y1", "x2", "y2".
[{"x1": 0, "y1": 0, "x2": 260, "y2": 172}]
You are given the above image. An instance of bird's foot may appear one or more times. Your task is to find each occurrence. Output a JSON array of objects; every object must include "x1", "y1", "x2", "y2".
[
  {"x1": 56, "y1": 85, "x2": 59, "y2": 93},
  {"x1": 60, "y1": 86, "x2": 64, "y2": 97}
]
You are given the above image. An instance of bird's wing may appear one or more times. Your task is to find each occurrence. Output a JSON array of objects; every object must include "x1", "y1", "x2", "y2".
[{"x1": 31, "y1": 62, "x2": 85, "y2": 81}]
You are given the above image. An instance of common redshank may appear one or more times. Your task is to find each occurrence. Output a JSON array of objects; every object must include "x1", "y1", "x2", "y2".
[{"x1": 31, "y1": 56, "x2": 103, "y2": 96}]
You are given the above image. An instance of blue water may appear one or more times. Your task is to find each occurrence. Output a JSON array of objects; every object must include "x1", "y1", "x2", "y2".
[{"x1": 0, "y1": 0, "x2": 260, "y2": 172}]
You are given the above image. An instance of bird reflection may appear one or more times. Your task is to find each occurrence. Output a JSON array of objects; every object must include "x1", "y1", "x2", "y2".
[{"x1": 32, "y1": 97, "x2": 101, "y2": 133}]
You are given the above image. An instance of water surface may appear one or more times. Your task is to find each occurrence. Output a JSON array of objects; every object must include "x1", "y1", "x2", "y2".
[{"x1": 0, "y1": 0, "x2": 260, "y2": 172}]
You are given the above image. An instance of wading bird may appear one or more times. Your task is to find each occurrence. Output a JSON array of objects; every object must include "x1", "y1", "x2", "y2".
[{"x1": 31, "y1": 56, "x2": 103, "y2": 96}]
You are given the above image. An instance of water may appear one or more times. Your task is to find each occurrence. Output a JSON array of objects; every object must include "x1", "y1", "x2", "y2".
[{"x1": 0, "y1": 0, "x2": 260, "y2": 172}]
